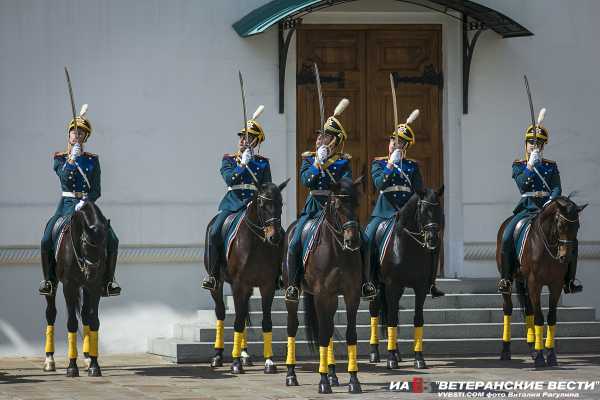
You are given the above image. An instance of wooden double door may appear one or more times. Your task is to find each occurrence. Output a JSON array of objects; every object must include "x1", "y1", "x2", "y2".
[{"x1": 296, "y1": 25, "x2": 443, "y2": 223}]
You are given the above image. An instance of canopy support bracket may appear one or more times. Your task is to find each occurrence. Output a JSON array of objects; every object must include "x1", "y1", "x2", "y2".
[
  {"x1": 462, "y1": 20, "x2": 485, "y2": 114},
  {"x1": 279, "y1": 21, "x2": 299, "y2": 114}
]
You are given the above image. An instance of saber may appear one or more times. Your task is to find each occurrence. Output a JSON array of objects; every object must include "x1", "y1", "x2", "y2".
[
  {"x1": 390, "y1": 72, "x2": 399, "y2": 149},
  {"x1": 238, "y1": 71, "x2": 250, "y2": 150},
  {"x1": 523, "y1": 75, "x2": 537, "y2": 134},
  {"x1": 314, "y1": 63, "x2": 325, "y2": 133}
]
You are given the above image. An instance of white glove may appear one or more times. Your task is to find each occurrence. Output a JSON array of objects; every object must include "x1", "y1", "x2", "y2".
[
  {"x1": 317, "y1": 145, "x2": 329, "y2": 163},
  {"x1": 75, "y1": 200, "x2": 85, "y2": 212},
  {"x1": 527, "y1": 150, "x2": 540, "y2": 169},
  {"x1": 240, "y1": 148, "x2": 252, "y2": 166},
  {"x1": 389, "y1": 149, "x2": 402, "y2": 164},
  {"x1": 70, "y1": 143, "x2": 82, "y2": 160}
]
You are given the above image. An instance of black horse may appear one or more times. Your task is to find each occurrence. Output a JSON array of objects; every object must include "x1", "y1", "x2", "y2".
[
  {"x1": 368, "y1": 187, "x2": 444, "y2": 370},
  {"x1": 42, "y1": 200, "x2": 109, "y2": 377},
  {"x1": 283, "y1": 177, "x2": 364, "y2": 394},
  {"x1": 208, "y1": 181, "x2": 289, "y2": 374},
  {"x1": 496, "y1": 196, "x2": 586, "y2": 367}
]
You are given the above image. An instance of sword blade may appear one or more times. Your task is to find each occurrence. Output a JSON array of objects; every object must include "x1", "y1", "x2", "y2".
[
  {"x1": 238, "y1": 70, "x2": 249, "y2": 146},
  {"x1": 390, "y1": 73, "x2": 399, "y2": 147},
  {"x1": 314, "y1": 63, "x2": 325, "y2": 132},
  {"x1": 64, "y1": 66, "x2": 78, "y2": 131},
  {"x1": 523, "y1": 75, "x2": 536, "y2": 129}
]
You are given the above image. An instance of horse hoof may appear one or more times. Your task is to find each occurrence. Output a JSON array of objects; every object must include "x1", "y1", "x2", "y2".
[
  {"x1": 328, "y1": 373, "x2": 340, "y2": 387},
  {"x1": 241, "y1": 356, "x2": 253, "y2": 367},
  {"x1": 348, "y1": 381, "x2": 362, "y2": 394},
  {"x1": 387, "y1": 359, "x2": 399, "y2": 369},
  {"x1": 264, "y1": 363, "x2": 277, "y2": 374},
  {"x1": 319, "y1": 382, "x2": 333, "y2": 394},
  {"x1": 211, "y1": 356, "x2": 223, "y2": 368},
  {"x1": 534, "y1": 351, "x2": 546, "y2": 368},
  {"x1": 286, "y1": 375, "x2": 299, "y2": 386},
  {"x1": 369, "y1": 351, "x2": 380, "y2": 363},
  {"x1": 231, "y1": 359, "x2": 245, "y2": 374},
  {"x1": 500, "y1": 351, "x2": 511, "y2": 361},
  {"x1": 414, "y1": 359, "x2": 427, "y2": 369},
  {"x1": 43, "y1": 361, "x2": 56, "y2": 372},
  {"x1": 546, "y1": 349, "x2": 558, "y2": 367},
  {"x1": 88, "y1": 366, "x2": 102, "y2": 377},
  {"x1": 528, "y1": 343, "x2": 536, "y2": 360},
  {"x1": 66, "y1": 367, "x2": 79, "y2": 377}
]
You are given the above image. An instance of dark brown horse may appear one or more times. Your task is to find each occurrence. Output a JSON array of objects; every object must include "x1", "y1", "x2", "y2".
[
  {"x1": 496, "y1": 196, "x2": 586, "y2": 367},
  {"x1": 208, "y1": 180, "x2": 289, "y2": 374},
  {"x1": 42, "y1": 200, "x2": 108, "y2": 377},
  {"x1": 368, "y1": 187, "x2": 444, "y2": 370},
  {"x1": 283, "y1": 176, "x2": 364, "y2": 394}
]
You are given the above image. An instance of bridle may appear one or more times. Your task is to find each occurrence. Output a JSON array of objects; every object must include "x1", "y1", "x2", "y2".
[
  {"x1": 537, "y1": 208, "x2": 579, "y2": 262},
  {"x1": 243, "y1": 193, "x2": 282, "y2": 245},
  {"x1": 71, "y1": 220, "x2": 104, "y2": 274},
  {"x1": 403, "y1": 198, "x2": 442, "y2": 251},
  {"x1": 323, "y1": 193, "x2": 361, "y2": 252}
]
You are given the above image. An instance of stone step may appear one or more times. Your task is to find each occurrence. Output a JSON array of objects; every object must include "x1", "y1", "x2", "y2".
[
  {"x1": 227, "y1": 293, "x2": 555, "y2": 312},
  {"x1": 173, "y1": 321, "x2": 600, "y2": 342},
  {"x1": 148, "y1": 336, "x2": 600, "y2": 364},
  {"x1": 211, "y1": 306, "x2": 595, "y2": 326}
]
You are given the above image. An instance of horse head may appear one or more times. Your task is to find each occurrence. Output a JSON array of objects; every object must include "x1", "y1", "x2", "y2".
[
  {"x1": 545, "y1": 196, "x2": 587, "y2": 263},
  {"x1": 254, "y1": 179, "x2": 289, "y2": 245},
  {"x1": 329, "y1": 176, "x2": 363, "y2": 252},
  {"x1": 72, "y1": 200, "x2": 108, "y2": 283},
  {"x1": 411, "y1": 185, "x2": 444, "y2": 251}
]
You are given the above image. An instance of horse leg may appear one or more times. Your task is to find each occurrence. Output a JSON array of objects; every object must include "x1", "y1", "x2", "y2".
[
  {"x1": 345, "y1": 295, "x2": 362, "y2": 394},
  {"x1": 516, "y1": 279, "x2": 536, "y2": 358},
  {"x1": 260, "y1": 284, "x2": 277, "y2": 374},
  {"x1": 284, "y1": 299, "x2": 299, "y2": 386},
  {"x1": 85, "y1": 293, "x2": 102, "y2": 377},
  {"x1": 386, "y1": 287, "x2": 403, "y2": 369},
  {"x1": 529, "y1": 282, "x2": 546, "y2": 368},
  {"x1": 545, "y1": 283, "x2": 562, "y2": 367},
  {"x1": 43, "y1": 292, "x2": 57, "y2": 372},
  {"x1": 500, "y1": 291, "x2": 513, "y2": 361},
  {"x1": 64, "y1": 287, "x2": 79, "y2": 377},
  {"x1": 368, "y1": 298, "x2": 380, "y2": 363},
  {"x1": 326, "y1": 337, "x2": 339, "y2": 386},
  {"x1": 81, "y1": 290, "x2": 91, "y2": 370},
  {"x1": 413, "y1": 287, "x2": 427, "y2": 369},
  {"x1": 210, "y1": 283, "x2": 225, "y2": 367},
  {"x1": 241, "y1": 324, "x2": 253, "y2": 366},
  {"x1": 230, "y1": 285, "x2": 252, "y2": 374},
  {"x1": 316, "y1": 297, "x2": 336, "y2": 394}
]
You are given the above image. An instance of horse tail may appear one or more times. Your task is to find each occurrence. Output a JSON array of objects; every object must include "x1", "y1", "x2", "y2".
[
  {"x1": 303, "y1": 292, "x2": 319, "y2": 353},
  {"x1": 515, "y1": 279, "x2": 529, "y2": 322},
  {"x1": 377, "y1": 283, "x2": 388, "y2": 337}
]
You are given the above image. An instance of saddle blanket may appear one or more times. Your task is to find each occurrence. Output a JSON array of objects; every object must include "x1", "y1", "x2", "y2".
[
  {"x1": 223, "y1": 209, "x2": 247, "y2": 261},
  {"x1": 376, "y1": 216, "x2": 396, "y2": 265},
  {"x1": 515, "y1": 219, "x2": 534, "y2": 264},
  {"x1": 301, "y1": 210, "x2": 326, "y2": 266},
  {"x1": 51, "y1": 216, "x2": 72, "y2": 260}
]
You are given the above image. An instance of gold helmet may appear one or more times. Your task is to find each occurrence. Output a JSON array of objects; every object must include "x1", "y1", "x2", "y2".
[
  {"x1": 323, "y1": 98, "x2": 350, "y2": 144},
  {"x1": 390, "y1": 109, "x2": 419, "y2": 147},
  {"x1": 525, "y1": 108, "x2": 548, "y2": 144},
  {"x1": 238, "y1": 105, "x2": 266, "y2": 144},
  {"x1": 67, "y1": 104, "x2": 92, "y2": 142}
]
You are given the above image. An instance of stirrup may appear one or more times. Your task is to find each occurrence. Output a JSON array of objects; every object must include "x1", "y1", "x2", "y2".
[
  {"x1": 38, "y1": 280, "x2": 55, "y2": 296},
  {"x1": 361, "y1": 282, "x2": 377, "y2": 300},
  {"x1": 497, "y1": 279, "x2": 512, "y2": 295},
  {"x1": 202, "y1": 276, "x2": 218, "y2": 291},
  {"x1": 429, "y1": 284, "x2": 445, "y2": 298},
  {"x1": 564, "y1": 279, "x2": 583, "y2": 294},
  {"x1": 284, "y1": 286, "x2": 300, "y2": 303},
  {"x1": 103, "y1": 281, "x2": 121, "y2": 297}
]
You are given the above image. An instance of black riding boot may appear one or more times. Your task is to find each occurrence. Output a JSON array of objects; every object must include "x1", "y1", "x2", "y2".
[
  {"x1": 39, "y1": 250, "x2": 57, "y2": 296},
  {"x1": 201, "y1": 233, "x2": 220, "y2": 291},
  {"x1": 360, "y1": 242, "x2": 377, "y2": 300},
  {"x1": 102, "y1": 250, "x2": 121, "y2": 297},
  {"x1": 427, "y1": 251, "x2": 444, "y2": 298},
  {"x1": 284, "y1": 246, "x2": 301, "y2": 303},
  {"x1": 564, "y1": 243, "x2": 582, "y2": 294},
  {"x1": 497, "y1": 256, "x2": 513, "y2": 294}
]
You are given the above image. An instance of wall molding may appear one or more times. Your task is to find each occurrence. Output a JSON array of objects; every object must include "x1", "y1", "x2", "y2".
[{"x1": 464, "y1": 242, "x2": 600, "y2": 261}]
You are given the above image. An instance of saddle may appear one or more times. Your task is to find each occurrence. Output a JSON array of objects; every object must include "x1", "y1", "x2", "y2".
[
  {"x1": 221, "y1": 210, "x2": 247, "y2": 261},
  {"x1": 51, "y1": 216, "x2": 72, "y2": 259},
  {"x1": 513, "y1": 213, "x2": 537, "y2": 264},
  {"x1": 374, "y1": 216, "x2": 397, "y2": 265},
  {"x1": 301, "y1": 211, "x2": 326, "y2": 265}
]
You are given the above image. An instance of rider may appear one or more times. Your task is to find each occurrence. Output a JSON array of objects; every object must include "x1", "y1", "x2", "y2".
[
  {"x1": 364, "y1": 110, "x2": 445, "y2": 298},
  {"x1": 201, "y1": 106, "x2": 272, "y2": 291},
  {"x1": 39, "y1": 105, "x2": 121, "y2": 297},
  {"x1": 498, "y1": 108, "x2": 582, "y2": 294},
  {"x1": 284, "y1": 98, "x2": 377, "y2": 303}
]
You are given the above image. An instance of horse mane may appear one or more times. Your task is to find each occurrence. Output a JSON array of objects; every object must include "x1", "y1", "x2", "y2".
[{"x1": 542, "y1": 196, "x2": 579, "y2": 220}]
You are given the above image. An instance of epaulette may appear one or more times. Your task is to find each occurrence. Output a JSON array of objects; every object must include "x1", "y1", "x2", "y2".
[
  {"x1": 223, "y1": 153, "x2": 238, "y2": 158},
  {"x1": 373, "y1": 156, "x2": 387, "y2": 161},
  {"x1": 513, "y1": 159, "x2": 526, "y2": 164},
  {"x1": 53, "y1": 151, "x2": 67, "y2": 158},
  {"x1": 542, "y1": 158, "x2": 556, "y2": 164},
  {"x1": 254, "y1": 154, "x2": 269, "y2": 161},
  {"x1": 404, "y1": 158, "x2": 417, "y2": 164},
  {"x1": 338, "y1": 153, "x2": 352, "y2": 160},
  {"x1": 83, "y1": 152, "x2": 97, "y2": 158},
  {"x1": 301, "y1": 151, "x2": 315, "y2": 158}
]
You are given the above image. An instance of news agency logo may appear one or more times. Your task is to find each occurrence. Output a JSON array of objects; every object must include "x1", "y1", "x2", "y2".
[{"x1": 389, "y1": 377, "x2": 431, "y2": 393}]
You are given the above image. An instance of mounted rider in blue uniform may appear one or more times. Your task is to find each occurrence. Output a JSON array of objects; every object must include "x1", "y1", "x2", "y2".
[
  {"x1": 284, "y1": 98, "x2": 377, "y2": 303},
  {"x1": 364, "y1": 109, "x2": 445, "y2": 298},
  {"x1": 39, "y1": 105, "x2": 121, "y2": 297},
  {"x1": 201, "y1": 105, "x2": 272, "y2": 291},
  {"x1": 498, "y1": 108, "x2": 582, "y2": 295}
]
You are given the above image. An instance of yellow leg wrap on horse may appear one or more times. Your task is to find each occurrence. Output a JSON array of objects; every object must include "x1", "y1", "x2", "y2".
[
  {"x1": 414, "y1": 326, "x2": 424, "y2": 352},
  {"x1": 387, "y1": 326, "x2": 397, "y2": 351},
  {"x1": 526, "y1": 315, "x2": 535, "y2": 344},
  {"x1": 534, "y1": 325, "x2": 544, "y2": 351},
  {"x1": 286, "y1": 337, "x2": 296, "y2": 365},
  {"x1": 67, "y1": 332, "x2": 78, "y2": 359},
  {"x1": 44, "y1": 325, "x2": 55, "y2": 353},
  {"x1": 232, "y1": 331, "x2": 243, "y2": 358},
  {"x1": 319, "y1": 346, "x2": 328, "y2": 374},
  {"x1": 214, "y1": 320, "x2": 224, "y2": 349},
  {"x1": 545, "y1": 325, "x2": 556, "y2": 349},
  {"x1": 502, "y1": 315, "x2": 511, "y2": 342},
  {"x1": 263, "y1": 332, "x2": 273, "y2": 359},
  {"x1": 327, "y1": 338, "x2": 335, "y2": 365},
  {"x1": 370, "y1": 317, "x2": 379, "y2": 345},
  {"x1": 82, "y1": 325, "x2": 90, "y2": 354},
  {"x1": 241, "y1": 328, "x2": 248, "y2": 349},
  {"x1": 347, "y1": 344, "x2": 358, "y2": 372},
  {"x1": 89, "y1": 331, "x2": 99, "y2": 357}
]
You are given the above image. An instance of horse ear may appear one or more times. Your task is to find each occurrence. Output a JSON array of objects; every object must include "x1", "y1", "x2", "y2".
[
  {"x1": 278, "y1": 178, "x2": 291, "y2": 192},
  {"x1": 353, "y1": 175, "x2": 365, "y2": 187},
  {"x1": 577, "y1": 203, "x2": 588, "y2": 213},
  {"x1": 436, "y1": 185, "x2": 445, "y2": 197}
]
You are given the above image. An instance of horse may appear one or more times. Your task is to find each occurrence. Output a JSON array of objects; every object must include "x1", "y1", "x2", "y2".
[
  {"x1": 42, "y1": 200, "x2": 109, "y2": 377},
  {"x1": 208, "y1": 180, "x2": 289, "y2": 374},
  {"x1": 496, "y1": 196, "x2": 586, "y2": 367},
  {"x1": 368, "y1": 187, "x2": 444, "y2": 370},
  {"x1": 283, "y1": 176, "x2": 364, "y2": 394}
]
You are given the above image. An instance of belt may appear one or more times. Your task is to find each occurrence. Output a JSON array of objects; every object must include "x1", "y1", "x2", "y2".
[
  {"x1": 522, "y1": 191, "x2": 550, "y2": 198},
  {"x1": 310, "y1": 190, "x2": 331, "y2": 196},
  {"x1": 381, "y1": 185, "x2": 411, "y2": 194},
  {"x1": 228, "y1": 184, "x2": 257, "y2": 191},
  {"x1": 62, "y1": 191, "x2": 87, "y2": 199}
]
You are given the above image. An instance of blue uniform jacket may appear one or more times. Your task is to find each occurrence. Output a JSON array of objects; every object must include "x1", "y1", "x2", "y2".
[
  {"x1": 370, "y1": 157, "x2": 423, "y2": 218},
  {"x1": 512, "y1": 158, "x2": 561, "y2": 214},
  {"x1": 218, "y1": 154, "x2": 272, "y2": 212},
  {"x1": 53, "y1": 152, "x2": 100, "y2": 216}
]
